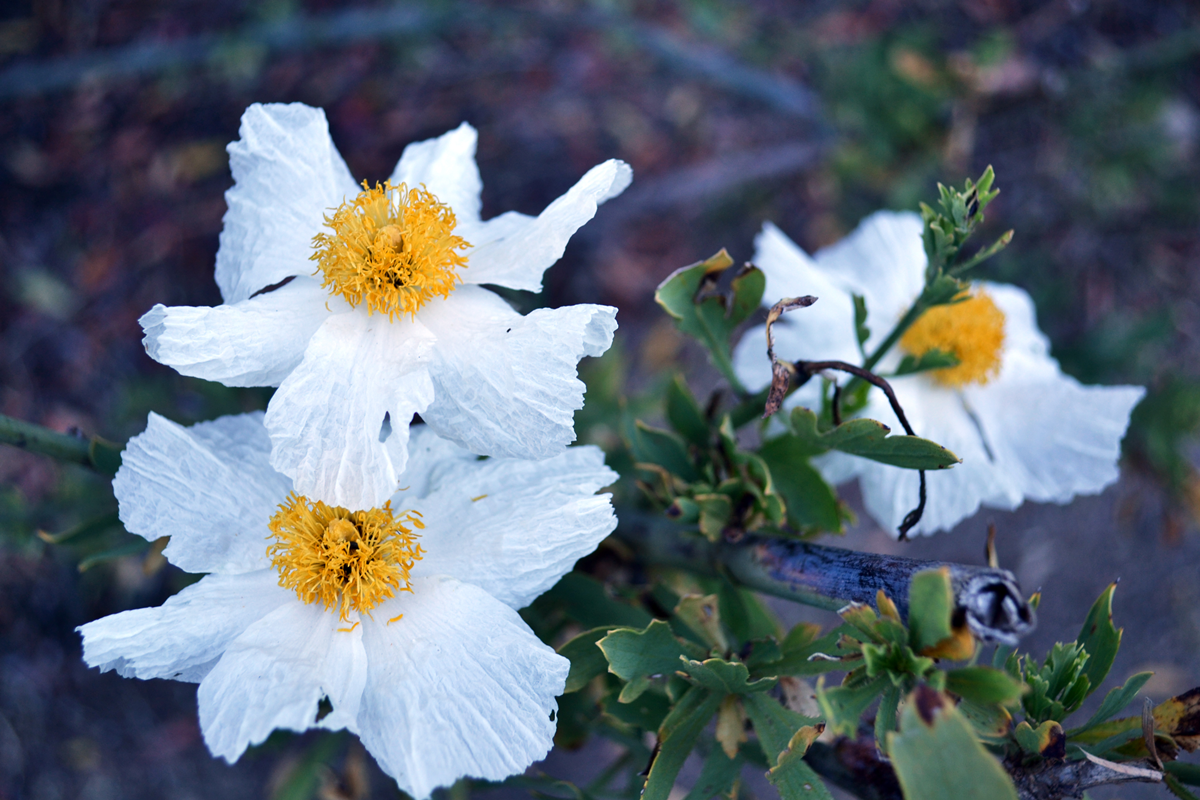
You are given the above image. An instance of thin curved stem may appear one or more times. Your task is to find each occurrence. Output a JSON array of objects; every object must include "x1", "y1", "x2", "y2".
[{"x1": 0, "y1": 413, "x2": 122, "y2": 474}]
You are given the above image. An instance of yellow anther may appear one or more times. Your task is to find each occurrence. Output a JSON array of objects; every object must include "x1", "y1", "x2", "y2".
[
  {"x1": 267, "y1": 493, "x2": 424, "y2": 620},
  {"x1": 900, "y1": 291, "x2": 1006, "y2": 387},
  {"x1": 311, "y1": 180, "x2": 470, "y2": 319}
]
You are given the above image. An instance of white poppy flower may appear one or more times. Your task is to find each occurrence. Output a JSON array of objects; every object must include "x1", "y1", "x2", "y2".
[
  {"x1": 78, "y1": 412, "x2": 618, "y2": 798},
  {"x1": 733, "y1": 211, "x2": 1145, "y2": 536},
  {"x1": 140, "y1": 103, "x2": 630, "y2": 509}
]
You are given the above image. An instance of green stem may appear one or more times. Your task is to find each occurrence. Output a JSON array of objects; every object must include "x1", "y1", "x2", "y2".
[{"x1": 0, "y1": 413, "x2": 123, "y2": 474}]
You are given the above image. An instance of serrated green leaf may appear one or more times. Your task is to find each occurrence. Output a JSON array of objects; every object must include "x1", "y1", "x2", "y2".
[
  {"x1": 767, "y1": 726, "x2": 833, "y2": 800},
  {"x1": 654, "y1": 250, "x2": 754, "y2": 391},
  {"x1": 680, "y1": 658, "x2": 777, "y2": 695},
  {"x1": 642, "y1": 688, "x2": 722, "y2": 800},
  {"x1": 757, "y1": 436, "x2": 844, "y2": 532},
  {"x1": 666, "y1": 375, "x2": 710, "y2": 447},
  {"x1": 785, "y1": 408, "x2": 960, "y2": 471},
  {"x1": 1012, "y1": 720, "x2": 1065, "y2": 758},
  {"x1": 683, "y1": 744, "x2": 742, "y2": 800},
  {"x1": 888, "y1": 689, "x2": 1018, "y2": 800},
  {"x1": 559, "y1": 628, "x2": 613, "y2": 693},
  {"x1": 908, "y1": 568, "x2": 955, "y2": 654},
  {"x1": 598, "y1": 620, "x2": 691, "y2": 701},
  {"x1": 1076, "y1": 583, "x2": 1122, "y2": 697},
  {"x1": 694, "y1": 494, "x2": 733, "y2": 542},
  {"x1": 945, "y1": 667, "x2": 1027, "y2": 707},
  {"x1": 743, "y1": 693, "x2": 822, "y2": 766}
]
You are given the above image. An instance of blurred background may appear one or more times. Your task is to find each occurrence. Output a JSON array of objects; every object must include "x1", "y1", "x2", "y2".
[{"x1": 2, "y1": 1, "x2": 1199, "y2": 798}]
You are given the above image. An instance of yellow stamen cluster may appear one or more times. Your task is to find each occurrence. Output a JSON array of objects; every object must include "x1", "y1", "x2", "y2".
[
  {"x1": 310, "y1": 180, "x2": 470, "y2": 319},
  {"x1": 267, "y1": 493, "x2": 425, "y2": 620},
  {"x1": 899, "y1": 291, "x2": 1006, "y2": 387}
]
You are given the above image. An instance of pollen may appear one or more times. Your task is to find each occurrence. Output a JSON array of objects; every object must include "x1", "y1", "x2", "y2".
[
  {"x1": 267, "y1": 493, "x2": 425, "y2": 620},
  {"x1": 310, "y1": 180, "x2": 470, "y2": 319},
  {"x1": 900, "y1": 291, "x2": 1006, "y2": 387}
]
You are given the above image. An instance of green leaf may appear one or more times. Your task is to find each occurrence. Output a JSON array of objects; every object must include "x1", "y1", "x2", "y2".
[
  {"x1": 816, "y1": 675, "x2": 889, "y2": 737},
  {"x1": 674, "y1": 594, "x2": 728, "y2": 651},
  {"x1": 852, "y1": 293, "x2": 870, "y2": 354},
  {"x1": 559, "y1": 628, "x2": 612, "y2": 693},
  {"x1": 907, "y1": 568, "x2": 955, "y2": 654},
  {"x1": 597, "y1": 620, "x2": 693, "y2": 701},
  {"x1": 1075, "y1": 583, "x2": 1122, "y2": 697},
  {"x1": 1167, "y1": 762, "x2": 1200, "y2": 787},
  {"x1": 767, "y1": 726, "x2": 834, "y2": 800},
  {"x1": 893, "y1": 348, "x2": 959, "y2": 377},
  {"x1": 742, "y1": 692, "x2": 821, "y2": 766},
  {"x1": 875, "y1": 683, "x2": 901, "y2": 755},
  {"x1": 757, "y1": 436, "x2": 844, "y2": 532},
  {"x1": 945, "y1": 667, "x2": 1027, "y2": 707},
  {"x1": 760, "y1": 624, "x2": 860, "y2": 678},
  {"x1": 666, "y1": 375, "x2": 710, "y2": 448},
  {"x1": 888, "y1": 688, "x2": 1018, "y2": 800},
  {"x1": 602, "y1": 688, "x2": 672, "y2": 731},
  {"x1": 785, "y1": 407, "x2": 960, "y2": 471},
  {"x1": 683, "y1": 744, "x2": 743, "y2": 800},
  {"x1": 633, "y1": 421, "x2": 700, "y2": 482},
  {"x1": 534, "y1": 573, "x2": 653, "y2": 630},
  {"x1": 1012, "y1": 720, "x2": 1065, "y2": 758},
  {"x1": 77, "y1": 537, "x2": 150, "y2": 572},
  {"x1": 37, "y1": 509, "x2": 121, "y2": 545},
  {"x1": 694, "y1": 493, "x2": 733, "y2": 542},
  {"x1": 679, "y1": 658, "x2": 777, "y2": 695},
  {"x1": 642, "y1": 688, "x2": 723, "y2": 800},
  {"x1": 717, "y1": 578, "x2": 781, "y2": 646},
  {"x1": 270, "y1": 732, "x2": 346, "y2": 800},
  {"x1": 654, "y1": 250, "x2": 759, "y2": 392},
  {"x1": 1069, "y1": 672, "x2": 1152, "y2": 737}
]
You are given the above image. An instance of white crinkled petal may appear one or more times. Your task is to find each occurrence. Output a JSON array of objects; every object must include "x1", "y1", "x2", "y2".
[
  {"x1": 77, "y1": 570, "x2": 290, "y2": 684},
  {"x1": 389, "y1": 123, "x2": 483, "y2": 226},
  {"x1": 357, "y1": 576, "x2": 567, "y2": 800},
  {"x1": 139, "y1": 277, "x2": 341, "y2": 388},
  {"x1": 407, "y1": 446, "x2": 617, "y2": 609},
  {"x1": 732, "y1": 222, "x2": 861, "y2": 394},
  {"x1": 964, "y1": 283, "x2": 1144, "y2": 506},
  {"x1": 216, "y1": 103, "x2": 359, "y2": 304},
  {"x1": 456, "y1": 159, "x2": 632, "y2": 292},
  {"x1": 813, "y1": 211, "x2": 926, "y2": 350},
  {"x1": 387, "y1": 424, "x2": 476, "y2": 499},
  {"x1": 417, "y1": 285, "x2": 617, "y2": 460},
  {"x1": 198, "y1": 601, "x2": 368, "y2": 762},
  {"x1": 845, "y1": 385, "x2": 1015, "y2": 536},
  {"x1": 114, "y1": 412, "x2": 290, "y2": 573},
  {"x1": 266, "y1": 311, "x2": 436, "y2": 510}
]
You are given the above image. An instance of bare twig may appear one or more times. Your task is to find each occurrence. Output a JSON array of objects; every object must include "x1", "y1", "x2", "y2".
[{"x1": 617, "y1": 513, "x2": 1036, "y2": 645}]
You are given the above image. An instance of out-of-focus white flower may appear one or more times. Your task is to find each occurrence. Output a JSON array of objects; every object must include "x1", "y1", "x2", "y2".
[
  {"x1": 733, "y1": 212, "x2": 1145, "y2": 536},
  {"x1": 78, "y1": 412, "x2": 618, "y2": 798},
  {"x1": 141, "y1": 103, "x2": 630, "y2": 509}
]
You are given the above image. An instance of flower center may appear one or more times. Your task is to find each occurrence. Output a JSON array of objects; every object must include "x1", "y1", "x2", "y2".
[
  {"x1": 899, "y1": 291, "x2": 1006, "y2": 387},
  {"x1": 267, "y1": 493, "x2": 425, "y2": 620},
  {"x1": 310, "y1": 180, "x2": 471, "y2": 319}
]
